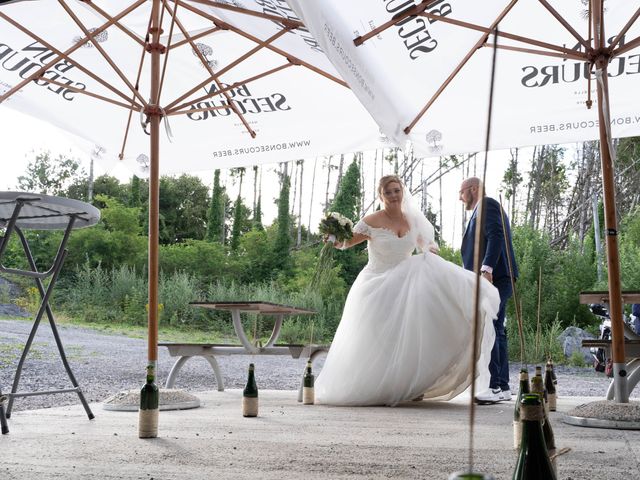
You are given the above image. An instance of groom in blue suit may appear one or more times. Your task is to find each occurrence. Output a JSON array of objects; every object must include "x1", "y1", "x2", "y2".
[{"x1": 460, "y1": 177, "x2": 518, "y2": 404}]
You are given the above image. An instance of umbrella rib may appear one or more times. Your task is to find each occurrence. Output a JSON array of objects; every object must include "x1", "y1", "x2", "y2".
[
  {"x1": 419, "y1": 11, "x2": 588, "y2": 59},
  {"x1": 612, "y1": 34, "x2": 640, "y2": 57},
  {"x1": 119, "y1": 9, "x2": 154, "y2": 161},
  {"x1": 0, "y1": 1, "x2": 146, "y2": 106},
  {"x1": 168, "y1": 62, "x2": 294, "y2": 115},
  {"x1": 0, "y1": 11, "x2": 142, "y2": 109},
  {"x1": 163, "y1": 4, "x2": 256, "y2": 137},
  {"x1": 222, "y1": 23, "x2": 348, "y2": 87},
  {"x1": 58, "y1": 0, "x2": 147, "y2": 107},
  {"x1": 179, "y1": 0, "x2": 305, "y2": 29},
  {"x1": 353, "y1": 0, "x2": 440, "y2": 46},
  {"x1": 81, "y1": 0, "x2": 146, "y2": 48},
  {"x1": 32, "y1": 76, "x2": 142, "y2": 111},
  {"x1": 164, "y1": 25, "x2": 292, "y2": 111},
  {"x1": 158, "y1": 0, "x2": 180, "y2": 104},
  {"x1": 609, "y1": 7, "x2": 640, "y2": 52},
  {"x1": 169, "y1": 26, "x2": 221, "y2": 50},
  {"x1": 537, "y1": 0, "x2": 591, "y2": 51},
  {"x1": 404, "y1": 0, "x2": 519, "y2": 135},
  {"x1": 177, "y1": 1, "x2": 348, "y2": 87},
  {"x1": 482, "y1": 42, "x2": 586, "y2": 62}
]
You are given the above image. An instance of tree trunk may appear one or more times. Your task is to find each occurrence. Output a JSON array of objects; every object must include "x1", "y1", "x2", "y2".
[
  {"x1": 324, "y1": 156, "x2": 332, "y2": 213},
  {"x1": 307, "y1": 158, "x2": 318, "y2": 242},
  {"x1": 297, "y1": 160, "x2": 304, "y2": 247}
]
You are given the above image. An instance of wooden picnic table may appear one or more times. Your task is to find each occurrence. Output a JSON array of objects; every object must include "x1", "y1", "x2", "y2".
[{"x1": 159, "y1": 301, "x2": 328, "y2": 401}]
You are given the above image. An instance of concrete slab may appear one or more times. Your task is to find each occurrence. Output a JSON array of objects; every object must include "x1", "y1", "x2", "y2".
[{"x1": 2, "y1": 391, "x2": 640, "y2": 479}]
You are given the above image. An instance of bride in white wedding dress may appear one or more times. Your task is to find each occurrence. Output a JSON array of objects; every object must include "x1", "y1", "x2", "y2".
[{"x1": 315, "y1": 175, "x2": 500, "y2": 406}]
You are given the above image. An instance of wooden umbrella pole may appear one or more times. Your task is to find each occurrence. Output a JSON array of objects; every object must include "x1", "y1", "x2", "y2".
[
  {"x1": 148, "y1": 0, "x2": 162, "y2": 369},
  {"x1": 592, "y1": 0, "x2": 628, "y2": 402}
]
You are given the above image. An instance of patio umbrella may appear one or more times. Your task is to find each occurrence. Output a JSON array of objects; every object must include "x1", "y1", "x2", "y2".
[
  {"x1": 291, "y1": 0, "x2": 640, "y2": 404},
  {"x1": 0, "y1": 0, "x2": 384, "y2": 430}
]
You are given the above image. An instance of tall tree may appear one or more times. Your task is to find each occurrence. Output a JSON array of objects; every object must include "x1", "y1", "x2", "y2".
[
  {"x1": 324, "y1": 155, "x2": 333, "y2": 213},
  {"x1": 307, "y1": 158, "x2": 318, "y2": 242},
  {"x1": 253, "y1": 195, "x2": 264, "y2": 231},
  {"x1": 296, "y1": 159, "x2": 304, "y2": 248},
  {"x1": 502, "y1": 147, "x2": 523, "y2": 223},
  {"x1": 331, "y1": 159, "x2": 365, "y2": 285},
  {"x1": 230, "y1": 195, "x2": 251, "y2": 251},
  {"x1": 272, "y1": 171, "x2": 292, "y2": 272},
  {"x1": 17, "y1": 151, "x2": 84, "y2": 196},
  {"x1": 207, "y1": 169, "x2": 225, "y2": 243},
  {"x1": 159, "y1": 174, "x2": 210, "y2": 243}
]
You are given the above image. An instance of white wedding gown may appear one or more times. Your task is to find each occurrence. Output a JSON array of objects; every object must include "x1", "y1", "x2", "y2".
[{"x1": 315, "y1": 220, "x2": 500, "y2": 406}]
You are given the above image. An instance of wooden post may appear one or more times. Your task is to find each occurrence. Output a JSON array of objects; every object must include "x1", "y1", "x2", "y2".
[
  {"x1": 592, "y1": 0, "x2": 628, "y2": 402},
  {"x1": 148, "y1": 0, "x2": 161, "y2": 372}
]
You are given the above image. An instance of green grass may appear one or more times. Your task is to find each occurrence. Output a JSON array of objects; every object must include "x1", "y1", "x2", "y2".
[{"x1": 51, "y1": 313, "x2": 225, "y2": 343}]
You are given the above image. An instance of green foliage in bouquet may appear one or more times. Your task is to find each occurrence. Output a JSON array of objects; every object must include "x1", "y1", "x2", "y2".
[{"x1": 309, "y1": 212, "x2": 354, "y2": 291}]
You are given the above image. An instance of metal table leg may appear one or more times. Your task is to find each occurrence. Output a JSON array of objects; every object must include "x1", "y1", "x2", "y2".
[{"x1": 4, "y1": 222, "x2": 94, "y2": 420}]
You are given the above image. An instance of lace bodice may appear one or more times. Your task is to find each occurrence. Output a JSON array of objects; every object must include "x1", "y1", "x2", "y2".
[{"x1": 354, "y1": 219, "x2": 418, "y2": 273}]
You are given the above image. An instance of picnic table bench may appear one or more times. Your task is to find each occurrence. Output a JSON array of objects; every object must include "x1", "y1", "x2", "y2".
[
  {"x1": 579, "y1": 291, "x2": 640, "y2": 399},
  {"x1": 159, "y1": 301, "x2": 329, "y2": 401}
]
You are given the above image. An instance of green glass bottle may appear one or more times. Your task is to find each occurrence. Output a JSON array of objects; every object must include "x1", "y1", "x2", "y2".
[
  {"x1": 533, "y1": 365, "x2": 548, "y2": 413},
  {"x1": 545, "y1": 362, "x2": 557, "y2": 412},
  {"x1": 513, "y1": 367, "x2": 530, "y2": 449},
  {"x1": 138, "y1": 364, "x2": 159, "y2": 438},
  {"x1": 530, "y1": 373, "x2": 556, "y2": 468},
  {"x1": 512, "y1": 394, "x2": 557, "y2": 480},
  {"x1": 303, "y1": 360, "x2": 315, "y2": 405},
  {"x1": 242, "y1": 363, "x2": 259, "y2": 417}
]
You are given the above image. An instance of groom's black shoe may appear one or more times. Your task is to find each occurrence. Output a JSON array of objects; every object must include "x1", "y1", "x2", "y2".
[{"x1": 474, "y1": 388, "x2": 504, "y2": 405}]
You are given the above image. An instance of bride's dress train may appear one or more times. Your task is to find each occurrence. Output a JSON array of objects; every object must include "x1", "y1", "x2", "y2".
[{"x1": 315, "y1": 221, "x2": 500, "y2": 406}]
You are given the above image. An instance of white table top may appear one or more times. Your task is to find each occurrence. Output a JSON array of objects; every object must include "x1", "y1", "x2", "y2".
[{"x1": 0, "y1": 191, "x2": 100, "y2": 230}]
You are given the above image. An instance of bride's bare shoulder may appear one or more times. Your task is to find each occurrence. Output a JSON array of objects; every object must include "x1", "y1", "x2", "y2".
[{"x1": 362, "y1": 211, "x2": 385, "y2": 228}]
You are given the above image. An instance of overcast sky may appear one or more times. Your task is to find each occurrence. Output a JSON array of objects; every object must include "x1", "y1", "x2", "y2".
[{"x1": 1, "y1": 105, "x2": 520, "y2": 248}]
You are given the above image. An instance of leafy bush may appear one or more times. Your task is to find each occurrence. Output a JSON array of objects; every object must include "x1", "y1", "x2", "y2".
[{"x1": 508, "y1": 312, "x2": 564, "y2": 365}]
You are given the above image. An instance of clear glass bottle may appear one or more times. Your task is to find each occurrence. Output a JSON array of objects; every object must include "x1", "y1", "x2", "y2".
[
  {"x1": 512, "y1": 394, "x2": 557, "y2": 480},
  {"x1": 243, "y1": 363, "x2": 259, "y2": 417},
  {"x1": 303, "y1": 360, "x2": 315, "y2": 405},
  {"x1": 138, "y1": 364, "x2": 159, "y2": 438}
]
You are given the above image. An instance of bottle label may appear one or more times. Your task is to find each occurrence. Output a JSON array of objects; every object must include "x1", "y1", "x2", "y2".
[
  {"x1": 547, "y1": 393, "x2": 557, "y2": 411},
  {"x1": 303, "y1": 386, "x2": 315, "y2": 405},
  {"x1": 513, "y1": 420, "x2": 522, "y2": 450},
  {"x1": 138, "y1": 408, "x2": 159, "y2": 438},
  {"x1": 243, "y1": 397, "x2": 259, "y2": 417},
  {"x1": 520, "y1": 404, "x2": 544, "y2": 421}
]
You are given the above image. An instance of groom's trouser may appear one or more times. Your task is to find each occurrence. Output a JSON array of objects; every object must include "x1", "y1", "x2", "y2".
[{"x1": 489, "y1": 277, "x2": 512, "y2": 391}]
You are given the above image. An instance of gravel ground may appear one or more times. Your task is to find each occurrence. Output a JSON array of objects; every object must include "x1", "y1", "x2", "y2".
[{"x1": 0, "y1": 317, "x2": 624, "y2": 412}]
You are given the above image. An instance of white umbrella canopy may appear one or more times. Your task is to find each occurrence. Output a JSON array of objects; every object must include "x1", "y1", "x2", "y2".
[
  {"x1": 290, "y1": 0, "x2": 640, "y2": 403},
  {"x1": 0, "y1": 0, "x2": 384, "y2": 176},
  {"x1": 0, "y1": 1, "x2": 388, "y2": 423},
  {"x1": 290, "y1": 0, "x2": 640, "y2": 156}
]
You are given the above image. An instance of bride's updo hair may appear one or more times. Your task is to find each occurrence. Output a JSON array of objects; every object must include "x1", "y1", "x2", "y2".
[{"x1": 378, "y1": 174, "x2": 404, "y2": 198}]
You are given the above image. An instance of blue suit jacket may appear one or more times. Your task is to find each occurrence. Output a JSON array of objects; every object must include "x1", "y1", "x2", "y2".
[{"x1": 461, "y1": 196, "x2": 518, "y2": 281}]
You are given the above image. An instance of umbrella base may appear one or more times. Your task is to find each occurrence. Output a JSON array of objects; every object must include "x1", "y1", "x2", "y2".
[
  {"x1": 102, "y1": 388, "x2": 200, "y2": 412},
  {"x1": 562, "y1": 400, "x2": 640, "y2": 430}
]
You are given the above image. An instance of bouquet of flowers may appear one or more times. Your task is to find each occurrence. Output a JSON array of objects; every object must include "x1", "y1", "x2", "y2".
[
  {"x1": 310, "y1": 212, "x2": 354, "y2": 290},
  {"x1": 319, "y1": 211, "x2": 354, "y2": 245}
]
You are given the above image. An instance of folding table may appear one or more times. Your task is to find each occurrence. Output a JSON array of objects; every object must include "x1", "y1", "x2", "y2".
[{"x1": 0, "y1": 191, "x2": 100, "y2": 433}]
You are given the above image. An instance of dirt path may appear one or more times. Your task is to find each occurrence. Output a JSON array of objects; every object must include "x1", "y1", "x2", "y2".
[{"x1": 0, "y1": 318, "x2": 617, "y2": 412}]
